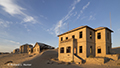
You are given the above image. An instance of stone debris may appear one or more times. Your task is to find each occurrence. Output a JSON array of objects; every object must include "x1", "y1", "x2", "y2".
[{"x1": 46, "y1": 60, "x2": 53, "y2": 64}]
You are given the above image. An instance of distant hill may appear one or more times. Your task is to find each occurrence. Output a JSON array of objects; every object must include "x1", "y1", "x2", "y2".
[{"x1": 112, "y1": 47, "x2": 120, "y2": 54}]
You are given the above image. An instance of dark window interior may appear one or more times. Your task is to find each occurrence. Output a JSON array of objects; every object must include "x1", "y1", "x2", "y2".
[
  {"x1": 97, "y1": 33, "x2": 101, "y2": 39},
  {"x1": 90, "y1": 31, "x2": 92, "y2": 39},
  {"x1": 66, "y1": 37, "x2": 68, "y2": 40},
  {"x1": 79, "y1": 31, "x2": 82, "y2": 38},
  {"x1": 98, "y1": 49, "x2": 101, "y2": 53},
  {"x1": 72, "y1": 35, "x2": 75, "y2": 39},
  {"x1": 61, "y1": 37, "x2": 63, "y2": 41},
  {"x1": 60, "y1": 47, "x2": 64, "y2": 53},
  {"x1": 66, "y1": 47, "x2": 71, "y2": 53},
  {"x1": 79, "y1": 46, "x2": 82, "y2": 53}
]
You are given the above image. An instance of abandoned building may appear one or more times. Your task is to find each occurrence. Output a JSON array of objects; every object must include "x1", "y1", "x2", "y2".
[
  {"x1": 20, "y1": 44, "x2": 33, "y2": 53},
  {"x1": 58, "y1": 25, "x2": 120, "y2": 63},
  {"x1": 29, "y1": 42, "x2": 55, "y2": 54},
  {"x1": 13, "y1": 48, "x2": 19, "y2": 53}
]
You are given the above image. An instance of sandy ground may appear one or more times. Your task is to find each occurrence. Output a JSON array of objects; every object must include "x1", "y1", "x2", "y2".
[{"x1": 0, "y1": 49, "x2": 120, "y2": 68}]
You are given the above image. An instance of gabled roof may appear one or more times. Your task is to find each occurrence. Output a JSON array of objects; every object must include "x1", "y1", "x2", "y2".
[
  {"x1": 20, "y1": 44, "x2": 33, "y2": 47},
  {"x1": 34, "y1": 42, "x2": 54, "y2": 48}
]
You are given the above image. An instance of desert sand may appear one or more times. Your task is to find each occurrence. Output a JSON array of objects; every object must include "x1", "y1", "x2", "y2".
[{"x1": 0, "y1": 49, "x2": 120, "y2": 68}]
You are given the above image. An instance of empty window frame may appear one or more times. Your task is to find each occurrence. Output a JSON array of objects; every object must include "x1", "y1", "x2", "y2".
[
  {"x1": 60, "y1": 47, "x2": 64, "y2": 53},
  {"x1": 72, "y1": 35, "x2": 75, "y2": 39},
  {"x1": 66, "y1": 47, "x2": 71, "y2": 53},
  {"x1": 97, "y1": 33, "x2": 101, "y2": 39},
  {"x1": 90, "y1": 46, "x2": 92, "y2": 54},
  {"x1": 90, "y1": 31, "x2": 92, "y2": 39},
  {"x1": 98, "y1": 49, "x2": 101, "y2": 53},
  {"x1": 66, "y1": 37, "x2": 68, "y2": 40},
  {"x1": 79, "y1": 31, "x2": 82, "y2": 38},
  {"x1": 61, "y1": 37, "x2": 63, "y2": 41},
  {"x1": 79, "y1": 46, "x2": 82, "y2": 53}
]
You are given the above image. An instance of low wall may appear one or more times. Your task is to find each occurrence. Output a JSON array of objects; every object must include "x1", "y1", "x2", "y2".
[
  {"x1": 59, "y1": 53, "x2": 73, "y2": 62},
  {"x1": 105, "y1": 54, "x2": 119, "y2": 60},
  {"x1": 86, "y1": 58, "x2": 107, "y2": 64}
]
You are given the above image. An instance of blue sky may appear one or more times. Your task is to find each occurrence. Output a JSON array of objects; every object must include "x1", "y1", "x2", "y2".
[{"x1": 0, "y1": 0, "x2": 120, "y2": 52}]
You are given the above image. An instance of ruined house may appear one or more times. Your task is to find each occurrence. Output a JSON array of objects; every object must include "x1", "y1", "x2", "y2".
[
  {"x1": 20, "y1": 44, "x2": 33, "y2": 53},
  {"x1": 58, "y1": 25, "x2": 120, "y2": 63},
  {"x1": 13, "y1": 48, "x2": 19, "y2": 53},
  {"x1": 32, "y1": 42, "x2": 55, "y2": 54}
]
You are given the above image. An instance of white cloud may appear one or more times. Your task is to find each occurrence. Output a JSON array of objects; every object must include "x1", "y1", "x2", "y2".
[
  {"x1": 48, "y1": 0, "x2": 81, "y2": 36},
  {"x1": 0, "y1": 0, "x2": 25, "y2": 16},
  {"x1": 82, "y1": 2, "x2": 90, "y2": 10},
  {"x1": 0, "y1": 19, "x2": 12, "y2": 27},
  {"x1": 23, "y1": 16, "x2": 36, "y2": 24},
  {"x1": 40, "y1": 15, "x2": 48, "y2": 20},
  {"x1": 74, "y1": 12, "x2": 77, "y2": 16},
  {"x1": 9, "y1": 40, "x2": 20, "y2": 45},
  {"x1": 77, "y1": 2, "x2": 90, "y2": 19},
  {"x1": 88, "y1": 14, "x2": 96, "y2": 20},
  {"x1": 0, "y1": 0, "x2": 36, "y2": 24},
  {"x1": 80, "y1": 16, "x2": 87, "y2": 20},
  {"x1": 4, "y1": 39, "x2": 20, "y2": 45}
]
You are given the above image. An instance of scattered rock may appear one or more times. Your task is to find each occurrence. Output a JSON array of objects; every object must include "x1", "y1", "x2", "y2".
[
  {"x1": 47, "y1": 60, "x2": 53, "y2": 64},
  {"x1": 4, "y1": 61, "x2": 13, "y2": 64},
  {"x1": 58, "y1": 61, "x2": 65, "y2": 64},
  {"x1": 76, "y1": 62, "x2": 80, "y2": 65},
  {"x1": 66, "y1": 62, "x2": 71, "y2": 65}
]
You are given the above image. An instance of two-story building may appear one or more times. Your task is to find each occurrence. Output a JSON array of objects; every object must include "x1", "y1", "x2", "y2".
[{"x1": 58, "y1": 25, "x2": 115, "y2": 63}]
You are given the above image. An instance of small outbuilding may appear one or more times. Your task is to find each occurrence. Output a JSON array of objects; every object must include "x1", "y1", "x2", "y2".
[
  {"x1": 32, "y1": 42, "x2": 55, "y2": 54},
  {"x1": 13, "y1": 48, "x2": 19, "y2": 53}
]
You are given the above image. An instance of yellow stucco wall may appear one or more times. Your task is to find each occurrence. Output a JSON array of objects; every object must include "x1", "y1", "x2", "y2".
[
  {"x1": 58, "y1": 26, "x2": 113, "y2": 62},
  {"x1": 33, "y1": 44, "x2": 40, "y2": 54}
]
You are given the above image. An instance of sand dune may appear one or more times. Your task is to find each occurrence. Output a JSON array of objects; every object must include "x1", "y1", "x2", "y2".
[{"x1": 0, "y1": 49, "x2": 120, "y2": 68}]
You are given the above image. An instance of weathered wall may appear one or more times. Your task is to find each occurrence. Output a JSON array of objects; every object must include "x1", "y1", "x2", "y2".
[
  {"x1": 58, "y1": 39, "x2": 74, "y2": 62},
  {"x1": 95, "y1": 29, "x2": 106, "y2": 57},
  {"x1": 105, "y1": 29, "x2": 112, "y2": 54},
  {"x1": 59, "y1": 27, "x2": 88, "y2": 60},
  {"x1": 86, "y1": 28, "x2": 95, "y2": 57},
  {"x1": 33, "y1": 44, "x2": 40, "y2": 54},
  {"x1": 86, "y1": 58, "x2": 107, "y2": 64},
  {"x1": 105, "y1": 54, "x2": 119, "y2": 60}
]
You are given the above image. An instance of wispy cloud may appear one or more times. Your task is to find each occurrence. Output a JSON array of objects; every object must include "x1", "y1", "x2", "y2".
[
  {"x1": 4, "y1": 39, "x2": 20, "y2": 45},
  {"x1": 48, "y1": 0, "x2": 81, "y2": 36},
  {"x1": 40, "y1": 15, "x2": 48, "y2": 20},
  {"x1": 0, "y1": 18, "x2": 12, "y2": 27},
  {"x1": 82, "y1": 2, "x2": 90, "y2": 10},
  {"x1": 77, "y1": 2, "x2": 90, "y2": 19},
  {"x1": 80, "y1": 16, "x2": 87, "y2": 20},
  {"x1": 0, "y1": 0, "x2": 36, "y2": 24},
  {"x1": 88, "y1": 14, "x2": 96, "y2": 20},
  {"x1": 9, "y1": 40, "x2": 20, "y2": 45},
  {"x1": 74, "y1": 12, "x2": 77, "y2": 16}
]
